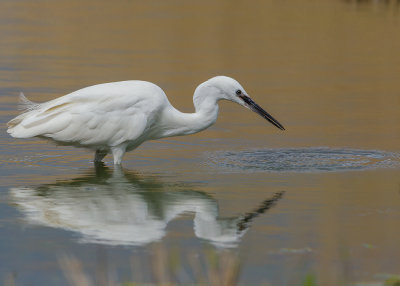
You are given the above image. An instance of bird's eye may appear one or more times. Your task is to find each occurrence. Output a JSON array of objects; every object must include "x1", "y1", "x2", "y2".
[{"x1": 236, "y1": 89, "x2": 242, "y2": 95}]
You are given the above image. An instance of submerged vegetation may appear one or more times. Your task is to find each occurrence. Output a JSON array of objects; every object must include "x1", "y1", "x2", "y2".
[{"x1": 59, "y1": 247, "x2": 240, "y2": 286}]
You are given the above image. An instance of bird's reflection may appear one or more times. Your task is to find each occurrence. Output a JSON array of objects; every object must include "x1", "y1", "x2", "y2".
[{"x1": 10, "y1": 163, "x2": 284, "y2": 248}]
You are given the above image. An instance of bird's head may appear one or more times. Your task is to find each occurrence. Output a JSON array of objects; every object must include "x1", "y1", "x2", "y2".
[{"x1": 203, "y1": 76, "x2": 285, "y2": 130}]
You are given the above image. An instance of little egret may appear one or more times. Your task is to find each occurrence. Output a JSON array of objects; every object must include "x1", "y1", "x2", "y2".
[{"x1": 7, "y1": 76, "x2": 285, "y2": 164}]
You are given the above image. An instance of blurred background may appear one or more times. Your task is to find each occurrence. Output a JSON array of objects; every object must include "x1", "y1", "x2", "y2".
[{"x1": 1, "y1": 0, "x2": 400, "y2": 285}]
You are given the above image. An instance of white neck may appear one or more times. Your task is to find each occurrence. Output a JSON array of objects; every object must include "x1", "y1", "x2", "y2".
[{"x1": 157, "y1": 84, "x2": 222, "y2": 138}]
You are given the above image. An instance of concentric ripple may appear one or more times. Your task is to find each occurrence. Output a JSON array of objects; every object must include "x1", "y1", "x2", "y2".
[{"x1": 207, "y1": 148, "x2": 400, "y2": 173}]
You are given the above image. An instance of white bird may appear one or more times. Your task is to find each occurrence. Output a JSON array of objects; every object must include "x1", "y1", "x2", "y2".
[{"x1": 7, "y1": 76, "x2": 285, "y2": 165}]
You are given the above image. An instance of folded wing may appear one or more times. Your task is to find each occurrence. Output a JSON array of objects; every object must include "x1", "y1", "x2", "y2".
[{"x1": 7, "y1": 91, "x2": 149, "y2": 148}]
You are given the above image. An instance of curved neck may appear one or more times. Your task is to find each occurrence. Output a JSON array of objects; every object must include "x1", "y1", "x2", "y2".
[
  {"x1": 157, "y1": 87, "x2": 221, "y2": 138},
  {"x1": 159, "y1": 105, "x2": 219, "y2": 138}
]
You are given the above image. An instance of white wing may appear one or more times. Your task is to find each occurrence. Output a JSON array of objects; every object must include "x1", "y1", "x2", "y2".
[{"x1": 7, "y1": 81, "x2": 167, "y2": 148}]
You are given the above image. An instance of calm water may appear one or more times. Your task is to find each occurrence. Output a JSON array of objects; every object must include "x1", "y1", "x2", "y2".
[{"x1": 1, "y1": 1, "x2": 400, "y2": 285}]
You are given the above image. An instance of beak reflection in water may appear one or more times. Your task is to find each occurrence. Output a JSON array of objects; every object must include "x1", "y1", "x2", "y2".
[
  {"x1": 10, "y1": 164, "x2": 284, "y2": 248},
  {"x1": 240, "y1": 94, "x2": 285, "y2": 130}
]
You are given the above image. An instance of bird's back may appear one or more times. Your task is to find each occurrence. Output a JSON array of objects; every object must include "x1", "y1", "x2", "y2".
[{"x1": 7, "y1": 81, "x2": 170, "y2": 148}]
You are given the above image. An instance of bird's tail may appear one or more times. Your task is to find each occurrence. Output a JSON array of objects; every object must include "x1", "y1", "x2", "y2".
[
  {"x1": 18, "y1": 92, "x2": 39, "y2": 111},
  {"x1": 7, "y1": 92, "x2": 41, "y2": 133}
]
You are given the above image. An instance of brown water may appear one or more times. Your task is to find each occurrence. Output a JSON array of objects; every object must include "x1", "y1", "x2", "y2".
[{"x1": 1, "y1": 1, "x2": 400, "y2": 285}]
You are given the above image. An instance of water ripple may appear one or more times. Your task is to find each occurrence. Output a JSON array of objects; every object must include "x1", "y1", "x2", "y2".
[{"x1": 207, "y1": 147, "x2": 400, "y2": 173}]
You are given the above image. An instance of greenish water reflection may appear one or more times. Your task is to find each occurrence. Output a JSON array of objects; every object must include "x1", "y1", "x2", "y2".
[{"x1": 10, "y1": 163, "x2": 283, "y2": 248}]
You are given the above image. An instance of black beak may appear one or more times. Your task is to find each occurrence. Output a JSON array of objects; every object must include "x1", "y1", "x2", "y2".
[{"x1": 239, "y1": 95, "x2": 285, "y2": 130}]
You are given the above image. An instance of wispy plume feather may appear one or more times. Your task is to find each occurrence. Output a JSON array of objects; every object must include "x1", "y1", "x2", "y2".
[{"x1": 18, "y1": 92, "x2": 40, "y2": 111}]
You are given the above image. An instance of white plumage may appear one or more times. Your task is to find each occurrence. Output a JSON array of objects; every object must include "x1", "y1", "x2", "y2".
[{"x1": 7, "y1": 76, "x2": 284, "y2": 164}]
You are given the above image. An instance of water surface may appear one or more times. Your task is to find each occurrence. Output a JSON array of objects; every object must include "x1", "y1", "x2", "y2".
[
  {"x1": 209, "y1": 148, "x2": 400, "y2": 172},
  {"x1": 1, "y1": 1, "x2": 400, "y2": 285}
]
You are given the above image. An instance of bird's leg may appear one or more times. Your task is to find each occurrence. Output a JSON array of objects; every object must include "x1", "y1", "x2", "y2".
[
  {"x1": 111, "y1": 146, "x2": 126, "y2": 165},
  {"x1": 94, "y1": 149, "x2": 108, "y2": 162}
]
